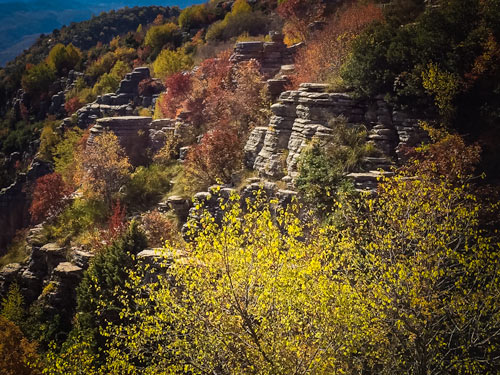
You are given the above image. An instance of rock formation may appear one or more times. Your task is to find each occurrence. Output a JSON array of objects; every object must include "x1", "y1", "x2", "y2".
[{"x1": 244, "y1": 83, "x2": 429, "y2": 189}]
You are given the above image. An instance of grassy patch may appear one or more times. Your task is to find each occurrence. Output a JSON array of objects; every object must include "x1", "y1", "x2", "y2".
[{"x1": 0, "y1": 229, "x2": 29, "y2": 268}]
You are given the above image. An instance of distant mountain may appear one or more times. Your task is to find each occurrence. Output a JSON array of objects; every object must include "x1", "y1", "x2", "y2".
[{"x1": 0, "y1": 0, "x2": 201, "y2": 66}]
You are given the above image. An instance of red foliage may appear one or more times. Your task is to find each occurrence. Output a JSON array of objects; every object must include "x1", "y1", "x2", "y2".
[
  {"x1": 158, "y1": 72, "x2": 193, "y2": 118},
  {"x1": 108, "y1": 200, "x2": 127, "y2": 238},
  {"x1": 184, "y1": 125, "x2": 242, "y2": 186},
  {"x1": 29, "y1": 172, "x2": 71, "y2": 224},
  {"x1": 157, "y1": 50, "x2": 267, "y2": 134},
  {"x1": 292, "y1": 1, "x2": 383, "y2": 86},
  {"x1": 64, "y1": 96, "x2": 84, "y2": 115}
]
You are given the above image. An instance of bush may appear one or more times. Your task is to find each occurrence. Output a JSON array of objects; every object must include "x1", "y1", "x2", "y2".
[
  {"x1": 21, "y1": 63, "x2": 56, "y2": 97},
  {"x1": 292, "y1": 1, "x2": 383, "y2": 88},
  {"x1": 140, "y1": 209, "x2": 176, "y2": 247},
  {"x1": 296, "y1": 120, "x2": 375, "y2": 212},
  {"x1": 184, "y1": 125, "x2": 242, "y2": 189},
  {"x1": 29, "y1": 173, "x2": 71, "y2": 224},
  {"x1": 76, "y1": 222, "x2": 147, "y2": 355},
  {"x1": 205, "y1": 0, "x2": 270, "y2": 42},
  {"x1": 38, "y1": 120, "x2": 61, "y2": 161},
  {"x1": 123, "y1": 164, "x2": 172, "y2": 211},
  {"x1": 46, "y1": 43, "x2": 82, "y2": 76},
  {"x1": 64, "y1": 96, "x2": 84, "y2": 115},
  {"x1": 77, "y1": 131, "x2": 132, "y2": 204}
]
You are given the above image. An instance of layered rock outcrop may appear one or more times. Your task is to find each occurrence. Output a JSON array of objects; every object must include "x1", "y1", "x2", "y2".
[
  {"x1": 88, "y1": 116, "x2": 152, "y2": 166},
  {"x1": 244, "y1": 83, "x2": 429, "y2": 182},
  {"x1": 74, "y1": 67, "x2": 162, "y2": 128}
]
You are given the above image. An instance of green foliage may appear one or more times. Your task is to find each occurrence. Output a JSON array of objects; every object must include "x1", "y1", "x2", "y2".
[
  {"x1": 46, "y1": 198, "x2": 109, "y2": 245},
  {"x1": 1, "y1": 283, "x2": 24, "y2": 326},
  {"x1": 123, "y1": 163, "x2": 172, "y2": 211},
  {"x1": 341, "y1": 0, "x2": 500, "y2": 131},
  {"x1": 1, "y1": 120, "x2": 43, "y2": 154},
  {"x1": 178, "y1": 4, "x2": 210, "y2": 30},
  {"x1": 38, "y1": 121, "x2": 61, "y2": 161},
  {"x1": 46, "y1": 43, "x2": 82, "y2": 76},
  {"x1": 21, "y1": 63, "x2": 56, "y2": 96},
  {"x1": 152, "y1": 48, "x2": 193, "y2": 79},
  {"x1": 75, "y1": 222, "x2": 147, "y2": 356},
  {"x1": 296, "y1": 119, "x2": 375, "y2": 212},
  {"x1": 206, "y1": 0, "x2": 270, "y2": 42},
  {"x1": 53, "y1": 127, "x2": 84, "y2": 186},
  {"x1": 24, "y1": 301, "x2": 64, "y2": 350},
  {"x1": 144, "y1": 22, "x2": 182, "y2": 57}
]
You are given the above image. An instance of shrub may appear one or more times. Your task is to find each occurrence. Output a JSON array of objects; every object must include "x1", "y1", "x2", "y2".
[
  {"x1": 29, "y1": 172, "x2": 71, "y2": 224},
  {"x1": 1, "y1": 283, "x2": 24, "y2": 327},
  {"x1": 123, "y1": 164, "x2": 172, "y2": 211},
  {"x1": 178, "y1": 4, "x2": 210, "y2": 30},
  {"x1": 140, "y1": 209, "x2": 176, "y2": 247},
  {"x1": 38, "y1": 121, "x2": 61, "y2": 161},
  {"x1": 138, "y1": 78, "x2": 164, "y2": 97},
  {"x1": 76, "y1": 222, "x2": 147, "y2": 355},
  {"x1": 53, "y1": 127, "x2": 85, "y2": 186},
  {"x1": 77, "y1": 131, "x2": 132, "y2": 204},
  {"x1": 296, "y1": 120, "x2": 375, "y2": 212},
  {"x1": 292, "y1": 1, "x2": 383, "y2": 88},
  {"x1": 21, "y1": 63, "x2": 56, "y2": 97},
  {"x1": 205, "y1": 0, "x2": 270, "y2": 42},
  {"x1": 184, "y1": 125, "x2": 242, "y2": 188},
  {"x1": 64, "y1": 96, "x2": 84, "y2": 115},
  {"x1": 46, "y1": 43, "x2": 82, "y2": 76}
]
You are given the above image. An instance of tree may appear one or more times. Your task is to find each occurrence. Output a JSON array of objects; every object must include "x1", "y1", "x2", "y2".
[
  {"x1": 78, "y1": 131, "x2": 132, "y2": 204},
  {"x1": 0, "y1": 316, "x2": 40, "y2": 375},
  {"x1": 1, "y1": 283, "x2": 24, "y2": 326},
  {"x1": 296, "y1": 120, "x2": 374, "y2": 213},
  {"x1": 21, "y1": 63, "x2": 56, "y2": 97},
  {"x1": 101, "y1": 135, "x2": 499, "y2": 374},
  {"x1": 152, "y1": 48, "x2": 193, "y2": 80},
  {"x1": 29, "y1": 172, "x2": 71, "y2": 224},
  {"x1": 46, "y1": 43, "x2": 82, "y2": 76},
  {"x1": 75, "y1": 222, "x2": 147, "y2": 357},
  {"x1": 184, "y1": 125, "x2": 242, "y2": 188},
  {"x1": 144, "y1": 22, "x2": 181, "y2": 57},
  {"x1": 292, "y1": 1, "x2": 383, "y2": 87}
]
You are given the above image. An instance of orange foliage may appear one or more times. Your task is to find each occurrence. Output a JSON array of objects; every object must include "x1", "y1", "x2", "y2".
[
  {"x1": 403, "y1": 133, "x2": 482, "y2": 184},
  {"x1": 277, "y1": 0, "x2": 325, "y2": 43},
  {"x1": 0, "y1": 316, "x2": 40, "y2": 375},
  {"x1": 292, "y1": 1, "x2": 383, "y2": 87},
  {"x1": 29, "y1": 172, "x2": 71, "y2": 224},
  {"x1": 64, "y1": 96, "x2": 84, "y2": 115},
  {"x1": 157, "y1": 51, "x2": 268, "y2": 134},
  {"x1": 141, "y1": 209, "x2": 176, "y2": 247}
]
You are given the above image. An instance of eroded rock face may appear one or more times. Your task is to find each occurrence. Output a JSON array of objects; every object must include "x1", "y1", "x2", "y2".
[
  {"x1": 230, "y1": 34, "x2": 296, "y2": 78},
  {"x1": 244, "y1": 83, "x2": 430, "y2": 180},
  {"x1": 88, "y1": 116, "x2": 152, "y2": 166}
]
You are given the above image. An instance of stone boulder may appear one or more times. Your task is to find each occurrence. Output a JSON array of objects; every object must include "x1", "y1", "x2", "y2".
[{"x1": 88, "y1": 116, "x2": 152, "y2": 166}]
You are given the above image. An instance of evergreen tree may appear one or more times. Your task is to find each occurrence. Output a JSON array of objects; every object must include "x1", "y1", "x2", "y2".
[{"x1": 75, "y1": 221, "x2": 147, "y2": 353}]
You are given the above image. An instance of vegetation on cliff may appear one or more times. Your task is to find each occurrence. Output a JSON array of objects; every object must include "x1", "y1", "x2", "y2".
[{"x1": 0, "y1": 0, "x2": 499, "y2": 374}]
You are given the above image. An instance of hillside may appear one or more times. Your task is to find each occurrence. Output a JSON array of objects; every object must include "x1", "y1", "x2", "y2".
[{"x1": 0, "y1": 0, "x2": 499, "y2": 373}]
